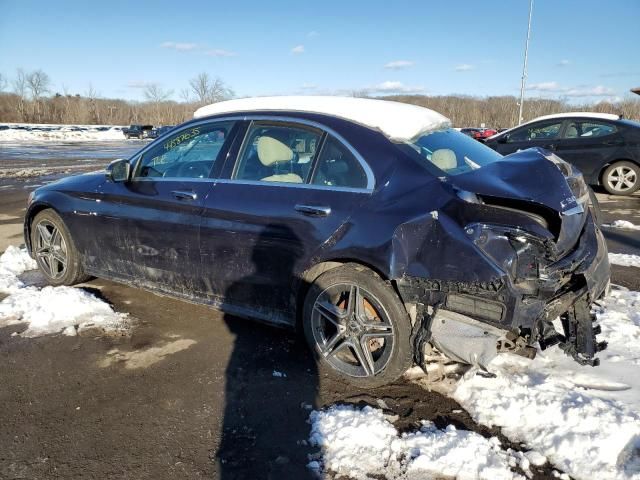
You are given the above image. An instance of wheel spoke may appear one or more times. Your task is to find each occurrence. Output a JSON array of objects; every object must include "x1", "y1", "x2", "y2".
[
  {"x1": 314, "y1": 300, "x2": 347, "y2": 328},
  {"x1": 36, "y1": 223, "x2": 52, "y2": 246},
  {"x1": 351, "y1": 338, "x2": 376, "y2": 376},
  {"x1": 320, "y1": 331, "x2": 346, "y2": 358},
  {"x1": 361, "y1": 321, "x2": 394, "y2": 338}
]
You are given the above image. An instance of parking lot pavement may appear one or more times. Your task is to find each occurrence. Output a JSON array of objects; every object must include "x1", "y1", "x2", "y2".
[{"x1": 0, "y1": 182, "x2": 637, "y2": 480}]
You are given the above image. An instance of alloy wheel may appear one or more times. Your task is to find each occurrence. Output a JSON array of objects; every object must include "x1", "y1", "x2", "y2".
[
  {"x1": 310, "y1": 283, "x2": 395, "y2": 378},
  {"x1": 34, "y1": 220, "x2": 68, "y2": 279},
  {"x1": 607, "y1": 165, "x2": 637, "y2": 193}
]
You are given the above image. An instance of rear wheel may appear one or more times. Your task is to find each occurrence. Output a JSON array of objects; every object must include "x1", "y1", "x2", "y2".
[
  {"x1": 30, "y1": 210, "x2": 89, "y2": 286},
  {"x1": 602, "y1": 161, "x2": 639, "y2": 195},
  {"x1": 303, "y1": 264, "x2": 413, "y2": 389}
]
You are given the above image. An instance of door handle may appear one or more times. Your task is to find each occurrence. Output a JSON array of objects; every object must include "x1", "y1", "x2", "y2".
[
  {"x1": 547, "y1": 143, "x2": 557, "y2": 150},
  {"x1": 294, "y1": 204, "x2": 331, "y2": 217},
  {"x1": 171, "y1": 190, "x2": 197, "y2": 201}
]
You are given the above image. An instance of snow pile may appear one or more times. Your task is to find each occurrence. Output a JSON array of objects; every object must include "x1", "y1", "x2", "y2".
[
  {"x1": 194, "y1": 96, "x2": 451, "y2": 142},
  {"x1": 308, "y1": 404, "x2": 526, "y2": 480},
  {"x1": 609, "y1": 253, "x2": 640, "y2": 268},
  {"x1": 0, "y1": 125, "x2": 126, "y2": 143},
  {"x1": 453, "y1": 286, "x2": 640, "y2": 480},
  {"x1": 604, "y1": 220, "x2": 640, "y2": 231},
  {"x1": 0, "y1": 246, "x2": 129, "y2": 337},
  {"x1": 0, "y1": 245, "x2": 37, "y2": 293}
]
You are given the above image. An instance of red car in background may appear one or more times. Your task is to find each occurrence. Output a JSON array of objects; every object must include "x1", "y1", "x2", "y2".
[{"x1": 472, "y1": 128, "x2": 497, "y2": 141}]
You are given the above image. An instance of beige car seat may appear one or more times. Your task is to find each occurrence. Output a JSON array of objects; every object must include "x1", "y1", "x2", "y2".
[
  {"x1": 257, "y1": 136, "x2": 303, "y2": 183},
  {"x1": 565, "y1": 124, "x2": 579, "y2": 138},
  {"x1": 431, "y1": 149, "x2": 457, "y2": 171}
]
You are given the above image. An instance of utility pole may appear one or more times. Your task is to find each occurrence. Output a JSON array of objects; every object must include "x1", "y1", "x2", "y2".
[{"x1": 518, "y1": 0, "x2": 534, "y2": 125}]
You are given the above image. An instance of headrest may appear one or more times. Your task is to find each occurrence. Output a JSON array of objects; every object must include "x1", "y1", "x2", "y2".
[
  {"x1": 431, "y1": 149, "x2": 457, "y2": 171},
  {"x1": 257, "y1": 136, "x2": 293, "y2": 166}
]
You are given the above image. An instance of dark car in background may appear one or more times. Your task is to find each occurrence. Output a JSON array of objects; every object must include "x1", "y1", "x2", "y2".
[
  {"x1": 24, "y1": 97, "x2": 609, "y2": 388},
  {"x1": 123, "y1": 124, "x2": 153, "y2": 139},
  {"x1": 485, "y1": 113, "x2": 640, "y2": 195},
  {"x1": 148, "y1": 125, "x2": 175, "y2": 139}
]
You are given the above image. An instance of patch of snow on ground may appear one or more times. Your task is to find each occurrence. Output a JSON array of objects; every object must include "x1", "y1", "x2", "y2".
[
  {"x1": 0, "y1": 245, "x2": 37, "y2": 293},
  {"x1": 604, "y1": 220, "x2": 640, "y2": 231},
  {"x1": 0, "y1": 124, "x2": 126, "y2": 143},
  {"x1": 308, "y1": 404, "x2": 526, "y2": 480},
  {"x1": 453, "y1": 286, "x2": 640, "y2": 480},
  {"x1": 609, "y1": 253, "x2": 640, "y2": 268},
  {"x1": 0, "y1": 246, "x2": 129, "y2": 337}
]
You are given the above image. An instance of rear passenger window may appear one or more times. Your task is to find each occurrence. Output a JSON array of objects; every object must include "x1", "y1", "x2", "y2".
[
  {"x1": 311, "y1": 136, "x2": 368, "y2": 189},
  {"x1": 564, "y1": 121, "x2": 617, "y2": 139},
  {"x1": 234, "y1": 123, "x2": 321, "y2": 183}
]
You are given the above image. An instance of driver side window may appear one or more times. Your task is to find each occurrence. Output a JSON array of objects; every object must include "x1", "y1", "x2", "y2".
[
  {"x1": 135, "y1": 121, "x2": 235, "y2": 179},
  {"x1": 508, "y1": 121, "x2": 563, "y2": 142}
]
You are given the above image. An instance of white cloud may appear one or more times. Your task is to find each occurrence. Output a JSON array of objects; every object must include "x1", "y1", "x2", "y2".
[
  {"x1": 527, "y1": 81, "x2": 561, "y2": 91},
  {"x1": 384, "y1": 60, "x2": 415, "y2": 70},
  {"x1": 291, "y1": 45, "x2": 305, "y2": 54},
  {"x1": 527, "y1": 81, "x2": 616, "y2": 97},
  {"x1": 557, "y1": 59, "x2": 570, "y2": 67},
  {"x1": 127, "y1": 80, "x2": 151, "y2": 89},
  {"x1": 300, "y1": 83, "x2": 317, "y2": 90},
  {"x1": 455, "y1": 64, "x2": 474, "y2": 72},
  {"x1": 366, "y1": 81, "x2": 425, "y2": 94},
  {"x1": 204, "y1": 49, "x2": 236, "y2": 57},
  {"x1": 160, "y1": 41, "x2": 198, "y2": 51},
  {"x1": 307, "y1": 31, "x2": 319, "y2": 38}
]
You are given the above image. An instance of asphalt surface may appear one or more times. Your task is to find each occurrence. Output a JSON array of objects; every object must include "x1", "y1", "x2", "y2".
[{"x1": 0, "y1": 144, "x2": 638, "y2": 480}]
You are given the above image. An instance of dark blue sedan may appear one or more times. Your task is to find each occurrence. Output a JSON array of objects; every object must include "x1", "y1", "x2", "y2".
[{"x1": 24, "y1": 97, "x2": 609, "y2": 387}]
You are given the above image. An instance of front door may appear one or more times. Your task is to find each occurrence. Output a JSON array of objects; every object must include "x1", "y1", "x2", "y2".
[{"x1": 94, "y1": 120, "x2": 239, "y2": 296}]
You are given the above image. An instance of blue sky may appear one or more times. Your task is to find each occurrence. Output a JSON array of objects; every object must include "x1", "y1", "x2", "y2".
[{"x1": 1, "y1": 0, "x2": 638, "y2": 102}]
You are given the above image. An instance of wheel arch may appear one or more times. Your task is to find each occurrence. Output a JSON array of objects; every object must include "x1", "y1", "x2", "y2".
[{"x1": 293, "y1": 258, "x2": 406, "y2": 330}]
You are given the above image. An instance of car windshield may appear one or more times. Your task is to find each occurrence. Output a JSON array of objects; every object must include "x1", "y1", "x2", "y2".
[{"x1": 408, "y1": 128, "x2": 502, "y2": 176}]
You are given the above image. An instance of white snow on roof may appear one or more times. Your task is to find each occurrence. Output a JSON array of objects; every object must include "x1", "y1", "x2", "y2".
[
  {"x1": 194, "y1": 96, "x2": 451, "y2": 142},
  {"x1": 487, "y1": 111, "x2": 621, "y2": 140}
]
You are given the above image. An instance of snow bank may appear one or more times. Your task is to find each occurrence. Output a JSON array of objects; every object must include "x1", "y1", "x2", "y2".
[
  {"x1": 453, "y1": 286, "x2": 640, "y2": 480},
  {"x1": 309, "y1": 404, "x2": 527, "y2": 480},
  {"x1": 609, "y1": 253, "x2": 640, "y2": 268},
  {"x1": 194, "y1": 96, "x2": 451, "y2": 142},
  {"x1": 0, "y1": 124, "x2": 126, "y2": 143},
  {"x1": 0, "y1": 246, "x2": 129, "y2": 337},
  {"x1": 604, "y1": 220, "x2": 640, "y2": 231}
]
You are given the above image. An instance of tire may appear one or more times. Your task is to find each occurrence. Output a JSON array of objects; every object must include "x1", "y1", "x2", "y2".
[
  {"x1": 30, "y1": 209, "x2": 90, "y2": 286},
  {"x1": 602, "y1": 161, "x2": 640, "y2": 195},
  {"x1": 302, "y1": 264, "x2": 413, "y2": 389}
]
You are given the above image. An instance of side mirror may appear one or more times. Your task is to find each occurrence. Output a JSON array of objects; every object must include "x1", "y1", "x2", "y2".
[
  {"x1": 106, "y1": 159, "x2": 131, "y2": 182},
  {"x1": 498, "y1": 134, "x2": 509, "y2": 144}
]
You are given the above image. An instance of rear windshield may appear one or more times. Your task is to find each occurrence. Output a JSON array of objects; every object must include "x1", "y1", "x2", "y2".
[{"x1": 407, "y1": 128, "x2": 502, "y2": 176}]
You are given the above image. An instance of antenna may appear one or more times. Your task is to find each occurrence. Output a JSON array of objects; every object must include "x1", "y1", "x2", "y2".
[{"x1": 518, "y1": 0, "x2": 534, "y2": 125}]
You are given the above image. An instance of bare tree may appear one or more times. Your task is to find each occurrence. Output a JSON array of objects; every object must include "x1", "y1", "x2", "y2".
[
  {"x1": 0, "y1": 73, "x2": 7, "y2": 92},
  {"x1": 26, "y1": 69, "x2": 51, "y2": 122},
  {"x1": 188, "y1": 72, "x2": 233, "y2": 105},
  {"x1": 12, "y1": 69, "x2": 29, "y2": 121},
  {"x1": 143, "y1": 83, "x2": 173, "y2": 103}
]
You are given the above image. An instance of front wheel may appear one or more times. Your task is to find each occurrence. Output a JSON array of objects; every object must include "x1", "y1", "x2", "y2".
[
  {"x1": 602, "y1": 161, "x2": 639, "y2": 195},
  {"x1": 30, "y1": 209, "x2": 89, "y2": 286},
  {"x1": 303, "y1": 264, "x2": 413, "y2": 389}
]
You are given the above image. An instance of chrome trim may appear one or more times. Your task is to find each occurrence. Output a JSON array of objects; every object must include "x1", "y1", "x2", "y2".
[
  {"x1": 295, "y1": 204, "x2": 332, "y2": 216},
  {"x1": 129, "y1": 114, "x2": 376, "y2": 191},
  {"x1": 212, "y1": 178, "x2": 371, "y2": 193}
]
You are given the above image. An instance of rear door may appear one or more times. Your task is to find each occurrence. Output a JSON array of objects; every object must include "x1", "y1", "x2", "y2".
[
  {"x1": 494, "y1": 120, "x2": 564, "y2": 155},
  {"x1": 95, "y1": 120, "x2": 239, "y2": 296},
  {"x1": 198, "y1": 119, "x2": 374, "y2": 325},
  {"x1": 554, "y1": 119, "x2": 623, "y2": 183}
]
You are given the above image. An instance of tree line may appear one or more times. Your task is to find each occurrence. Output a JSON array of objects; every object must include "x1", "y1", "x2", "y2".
[
  {"x1": 0, "y1": 69, "x2": 638, "y2": 128},
  {"x1": 0, "y1": 70, "x2": 233, "y2": 126}
]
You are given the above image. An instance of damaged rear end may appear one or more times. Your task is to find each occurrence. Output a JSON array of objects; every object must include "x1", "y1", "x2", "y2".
[{"x1": 394, "y1": 140, "x2": 610, "y2": 370}]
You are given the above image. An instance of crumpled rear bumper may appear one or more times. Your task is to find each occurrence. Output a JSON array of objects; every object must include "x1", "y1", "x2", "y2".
[{"x1": 397, "y1": 213, "x2": 611, "y2": 367}]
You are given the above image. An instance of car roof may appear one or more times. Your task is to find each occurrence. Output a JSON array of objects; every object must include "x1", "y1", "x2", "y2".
[
  {"x1": 193, "y1": 96, "x2": 451, "y2": 142},
  {"x1": 486, "y1": 111, "x2": 621, "y2": 140}
]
